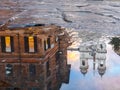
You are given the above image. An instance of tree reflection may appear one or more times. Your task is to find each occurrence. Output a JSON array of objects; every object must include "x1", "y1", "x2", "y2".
[{"x1": 109, "y1": 37, "x2": 120, "y2": 51}]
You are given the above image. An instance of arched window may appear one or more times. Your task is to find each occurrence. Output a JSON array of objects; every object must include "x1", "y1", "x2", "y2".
[
  {"x1": 82, "y1": 60, "x2": 85, "y2": 66},
  {"x1": 100, "y1": 64, "x2": 103, "y2": 67}
]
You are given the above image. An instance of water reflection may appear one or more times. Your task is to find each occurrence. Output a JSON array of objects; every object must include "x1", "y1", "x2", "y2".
[
  {"x1": 0, "y1": 53, "x2": 70, "y2": 90},
  {"x1": 109, "y1": 37, "x2": 120, "y2": 55},
  {"x1": 61, "y1": 37, "x2": 120, "y2": 90},
  {"x1": 79, "y1": 40, "x2": 107, "y2": 77},
  {"x1": 0, "y1": 48, "x2": 70, "y2": 90}
]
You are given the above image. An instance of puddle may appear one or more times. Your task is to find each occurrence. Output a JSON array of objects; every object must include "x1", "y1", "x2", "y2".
[
  {"x1": 61, "y1": 36, "x2": 120, "y2": 90},
  {"x1": 0, "y1": 0, "x2": 120, "y2": 90}
]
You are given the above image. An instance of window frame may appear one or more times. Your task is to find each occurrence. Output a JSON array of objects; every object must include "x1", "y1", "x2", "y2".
[
  {"x1": 24, "y1": 36, "x2": 37, "y2": 53},
  {"x1": 1, "y1": 36, "x2": 14, "y2": 53},
  {"x1": 5, "y1": 64, "x2": 13, "y2": 77}
]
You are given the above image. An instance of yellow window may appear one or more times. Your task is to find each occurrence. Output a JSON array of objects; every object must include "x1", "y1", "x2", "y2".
[
  {"x1": 29, "y1": 36, "x2": 34, "y2": 52},
  {"x1": 5, "y1": 36, "x2": 11, "y2": 52}
]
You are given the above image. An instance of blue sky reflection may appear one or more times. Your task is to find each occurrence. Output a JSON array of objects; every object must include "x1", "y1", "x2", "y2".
[{"x1": 61, "y1": 41, "x2": 120, "y2": 90}]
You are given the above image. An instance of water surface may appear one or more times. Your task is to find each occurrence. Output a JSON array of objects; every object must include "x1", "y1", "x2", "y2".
[
  {"x1": 0, "y1": 0, "x2": 120, "y2": 90},
  {"x1": 61, "y1": 38, "x2": 120, "y2": 90}
]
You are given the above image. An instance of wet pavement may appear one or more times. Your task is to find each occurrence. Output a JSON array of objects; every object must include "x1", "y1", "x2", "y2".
[
  {"x1": 0, "y1": 0, "x2": 120, "y2": 36},
  {"x1": 0, "y1": 0, "x2": 120, "y2": 90}
]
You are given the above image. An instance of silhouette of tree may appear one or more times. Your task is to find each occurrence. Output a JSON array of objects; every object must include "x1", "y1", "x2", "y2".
[{"x1": 110, "y1": 37, "x2": 120, "y2": 50}]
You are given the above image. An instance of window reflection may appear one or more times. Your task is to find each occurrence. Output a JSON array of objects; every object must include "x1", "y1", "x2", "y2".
[
  {"x1": 5, "y1": 64, "x2": 13, "y2": 76},
  {"x1": 0, "y1": 25, "x2": 71, "y2": 90},
  {"x1": 0, "y1": 42, "x2": 70, "y2": 90},
  {"x1": 24, "y1": 36, "x2": 37, "y2": 53},
  {"x1": 1, "y1": 36, "x2": 14, "y2": 52},
  {"x1": 29, "y1": 36, "x2": 35, "y2": 53}
]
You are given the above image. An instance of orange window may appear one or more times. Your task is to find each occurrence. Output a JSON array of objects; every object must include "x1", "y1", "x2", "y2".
[
  {"x1": 28, "y1": 36, "x2": 34, "y2": 52},
  {"x1": 24, "y1": 36, "x2": 37, "y2": 53},
  {"x1": 5, "y1": 36, "x2": 11, "y2": 52},
  {"x1": 1, "y1": 36, "x2": 14, "y2": 52}
]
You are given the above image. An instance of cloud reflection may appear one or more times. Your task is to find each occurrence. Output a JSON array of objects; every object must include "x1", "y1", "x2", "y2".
[{"x1": 61, "y1": 39, "x2": 120, "y2": 90}]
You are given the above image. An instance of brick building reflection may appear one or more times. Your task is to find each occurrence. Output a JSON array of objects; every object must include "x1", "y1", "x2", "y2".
[{"x1": 0, "y1": 24, "x2": 71, "y2": 90}]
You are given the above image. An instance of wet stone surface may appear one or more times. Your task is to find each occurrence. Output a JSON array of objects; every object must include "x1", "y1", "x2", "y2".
[
  {"x1": 0, "y1": 0, "x2": 120, "y2": 36},
  {"x1": 0, "y1": 0, "x2": 120, "y2": 90}
]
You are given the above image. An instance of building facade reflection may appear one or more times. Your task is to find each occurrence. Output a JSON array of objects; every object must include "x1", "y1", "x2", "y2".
[
  {"x1": 79, "y1": 41, "x2": 107, "y2": 77},
  {"x1": 0, "y1": 24, "x2": 71, "y2": 90}
]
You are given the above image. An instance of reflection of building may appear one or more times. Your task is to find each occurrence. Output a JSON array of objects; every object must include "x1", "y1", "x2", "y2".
[
  {"x1": 98, "y1": 59, "x2": 106, "y2": 77},
  {"x1": 80, "y1": 59, "x2": 88, "y2": 75},
  {"x1": 79, "y1": 41, "x2": 107, "y2": 77},
  {"x1": 0, "y1": 24, "x2": 71, "y2": 90}
]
